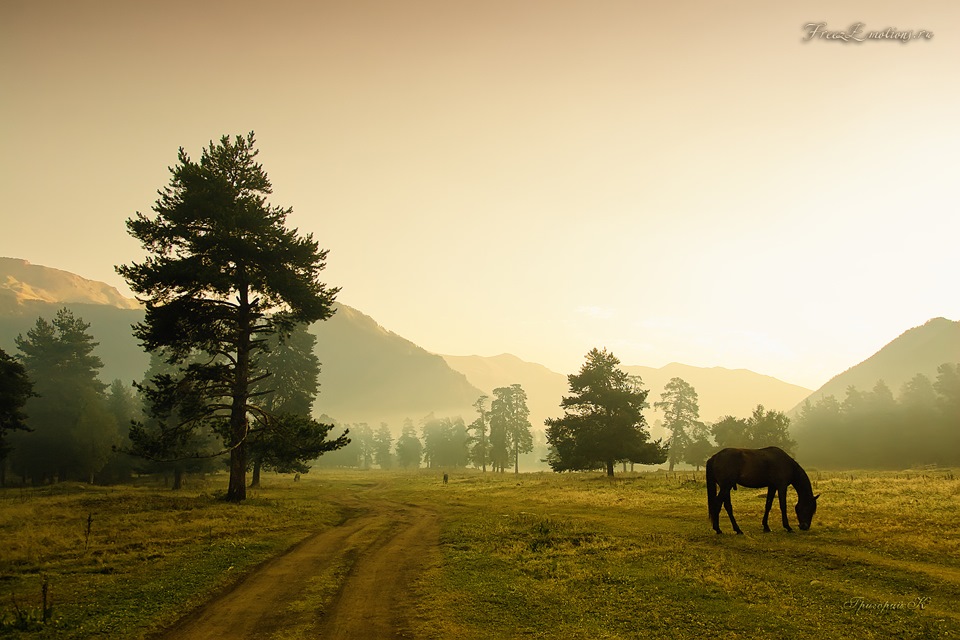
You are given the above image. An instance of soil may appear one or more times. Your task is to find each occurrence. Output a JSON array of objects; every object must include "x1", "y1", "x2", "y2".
[{"x1": 155, "y1": 495, "x2": 440, "y2": 639}]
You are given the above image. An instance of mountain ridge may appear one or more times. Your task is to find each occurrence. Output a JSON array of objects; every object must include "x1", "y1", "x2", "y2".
[
  {"x1": 790, "y1": 317, "x2": 960, "y2": 414},
  {"x1": 0, "y1": 257, "x2": 140, "y2": 310}
]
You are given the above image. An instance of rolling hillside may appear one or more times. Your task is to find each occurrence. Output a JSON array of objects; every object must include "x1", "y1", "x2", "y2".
[
  {"x1": 790, "y1": 317, "x2": 960, "y2": 413},
  {"x1": 0, "y1": 259, "x2": 482, "y2": 429}
]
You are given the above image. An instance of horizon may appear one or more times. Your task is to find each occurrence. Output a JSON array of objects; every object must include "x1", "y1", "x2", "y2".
[
  {"x1": 3, "y1": 1, "x2": 958, "y2": 390},
  {"x1": 5, "y1": 253, "x2": 956, "y2": 395}
]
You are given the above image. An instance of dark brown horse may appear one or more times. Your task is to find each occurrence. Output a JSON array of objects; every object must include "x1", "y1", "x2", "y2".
[{"x1": 706, "y1": 446, "x2": 819, "y2": 534}]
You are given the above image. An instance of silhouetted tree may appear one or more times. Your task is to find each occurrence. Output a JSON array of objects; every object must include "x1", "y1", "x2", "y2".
[
  {"x1": 395, "y1": 419, "x2": 422, "y2": 469},
  {"x1": 10, "y1": 309, "x2": 113, "y2": 484},
  {"x1": 711, "y1": 405, "x2": 795, "y2": 456},
  {"x1": 545, "y1": 348, "x2": 667, "y2": 476},
  {"x1": 654, "y1": 377, "x2": 705, "y2": 471},
  {"x1": 468, "y1": 395, "x2": 490, "y2": 472},
  {"x1": 421, "y1": 415, "x2": 469, "y2": 468},
  {"x1": 711, "y1": 415, "x2": 750, "y2": 449},
  {"x1": 0, "y1": 347, "x2": 34, "y2": 485},
  {"x1": 373, "y1": 423, "x2": 394, "y2": 469},
  {"x1": 117, "y1": 132, "x2": 339, "y2": 501},
  {"x1": 746, "y1": 405, "x2": 796, "y2": 453},
  {"x1": 490, "y1": 385, "x2": 533, "y2": 474}
]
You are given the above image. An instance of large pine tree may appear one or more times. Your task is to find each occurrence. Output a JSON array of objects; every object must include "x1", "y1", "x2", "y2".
[
  {"x1": 118, "y1": 132, "x2": 340, "y2": 501},
  {"x1": 545, "y1": 348, "x2": 667, "y2": 476}
]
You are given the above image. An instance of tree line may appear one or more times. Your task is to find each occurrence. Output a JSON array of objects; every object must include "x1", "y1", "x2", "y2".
[
  {"x1": 312, "y1": 384, "x2": 542, "y2": 473},
  {"x1": 542, "y1": 348, "x2": 797, "y2": 476},
  {"x1": 792, "y1": 365, "x2": 960, "y2": 468}
]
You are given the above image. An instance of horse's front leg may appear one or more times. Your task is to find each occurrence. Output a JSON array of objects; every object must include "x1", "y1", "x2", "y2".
[
  {"x1": 762, "y1": 487, "x2": 776, "y2": 532},
  {"x1": 778, "y1": 486, "x2": 793, "y2": 532}
]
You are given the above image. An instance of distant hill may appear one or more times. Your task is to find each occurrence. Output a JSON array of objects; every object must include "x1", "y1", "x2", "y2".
[
  {"x1": 442, "y1": 354, "x2": 813, "y2": 438},
  {"x1": 0, "y1": 257, "x2": 140, "y2": 309},
  {"x1": 314, "y1": 305, "x2": 482, "y2": 426},
  {"x1": 0, "y1": 259, "x2": 483, "y2": 429},
  {"x1": 790, "y1": 317, "x2": 960, "y2": 413},
  {"x1": 622, "y1": 363, "x2": 812, "y2": 425},
  {"x1": 441, "y1": 354, "x2": 569, "y2": 430}
]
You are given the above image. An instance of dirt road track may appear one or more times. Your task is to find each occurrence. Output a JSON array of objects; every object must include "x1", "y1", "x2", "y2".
[{"x1": 155, "y1": 497, "x2": 439, "y2": 639}]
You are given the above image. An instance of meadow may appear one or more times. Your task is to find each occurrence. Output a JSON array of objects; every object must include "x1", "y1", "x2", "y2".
[{"x1": 1, "y1": 468, "x2": 958, "y2": 639}]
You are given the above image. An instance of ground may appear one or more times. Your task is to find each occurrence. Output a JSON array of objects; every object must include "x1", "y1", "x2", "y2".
[{"x1": 154, "y1": 491, "x2": 439, "y2": 639}]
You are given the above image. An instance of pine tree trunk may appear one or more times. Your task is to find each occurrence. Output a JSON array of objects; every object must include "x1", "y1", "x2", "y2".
[
  {"x1": 172, "y1": 466, "x2": 184, "y2": 490},
  {"x1": 250, "y1": 459, "x2": 262, "y2": 488},
  {"x1": 606, "y1": 459, "x2": 615, "y2": 477},
  {"x1": 226, "y1": 285, "x2": 252, "y2": 503}
]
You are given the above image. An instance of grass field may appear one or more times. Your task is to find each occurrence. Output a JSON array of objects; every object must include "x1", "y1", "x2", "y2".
[{"x1": 2, "y1": 468, "x2": 959, "y2": 639}]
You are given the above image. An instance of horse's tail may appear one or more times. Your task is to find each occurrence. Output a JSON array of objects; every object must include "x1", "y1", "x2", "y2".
[{"x1": 706, "y1": 456, "x2": 718, "y2": 521}]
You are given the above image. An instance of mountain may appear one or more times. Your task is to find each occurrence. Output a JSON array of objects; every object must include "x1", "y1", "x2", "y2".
[
  {"x1": 621, "y1": 363, "x2": 812, "y2": 425},
  {"x1": 790, "y1": 317, "x2": 960, "y2": 413},
  {"x1": 313, "y1": 305, "x2": 481, "y2": 426},
  {"x1": 442, "y1": 354, "x2": 813, "y2": 438},
  {"x1": 0, "y1": 259, "x2": 482, "y2": 429},
  {"x1": 441, "y1": 353, "x2": 569, "y2": 430},
  {"x1": 0, "y1": 257, "x2": 141, "y2": 309}
]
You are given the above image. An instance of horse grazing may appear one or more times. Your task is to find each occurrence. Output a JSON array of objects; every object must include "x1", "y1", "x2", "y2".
[{"x1": 706, "y1": 446, "x2": 819, "y2": 534}]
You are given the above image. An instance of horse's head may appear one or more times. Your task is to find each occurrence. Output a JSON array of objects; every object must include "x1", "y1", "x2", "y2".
[{"x1": 795, "y1": 493, "x2": 819, "y2": 530}]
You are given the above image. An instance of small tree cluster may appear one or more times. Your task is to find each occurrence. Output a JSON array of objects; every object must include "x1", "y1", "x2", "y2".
[
  {"x1": 710, "y1": 405, "x2": 796, "y2": 454},
  {"x1": 6, "y1": 309, "x2": 136, "y2": 485}
]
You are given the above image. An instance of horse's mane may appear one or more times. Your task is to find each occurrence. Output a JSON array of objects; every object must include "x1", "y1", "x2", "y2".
[{"x1": 790, "y1": 459, "x2": 815, "y2": 502}]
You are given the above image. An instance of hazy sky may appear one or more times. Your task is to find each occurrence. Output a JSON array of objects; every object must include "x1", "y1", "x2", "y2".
[{"x1": 2, "y1": 0, "x2": 958, "y2": 389}]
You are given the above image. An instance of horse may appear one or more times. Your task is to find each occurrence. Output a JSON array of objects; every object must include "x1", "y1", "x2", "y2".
[{"x1": 706, "y1": 446, "x2": 819, "y2": 534}]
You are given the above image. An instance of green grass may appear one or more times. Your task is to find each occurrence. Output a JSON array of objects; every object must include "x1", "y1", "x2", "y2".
[
  {"x1": 0, "y1": 476, "x2": 343, "y2": 638},
  {"x1": 2, "y1": 469, "x2": 959, "y2": 639}
]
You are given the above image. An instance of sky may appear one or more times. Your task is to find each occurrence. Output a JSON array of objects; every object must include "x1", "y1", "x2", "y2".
[{"x1": 2, "y1": 0, "x2": 958, "y2": 390}]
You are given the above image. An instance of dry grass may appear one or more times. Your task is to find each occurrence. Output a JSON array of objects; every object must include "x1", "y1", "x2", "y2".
[{"x1": 2, "y1": 468, "x2": 959, "y2": 639}]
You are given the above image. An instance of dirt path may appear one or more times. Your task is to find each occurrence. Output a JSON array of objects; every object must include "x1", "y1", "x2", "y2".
[{"x1": 156, "y1": 496, "x2": 440, "y2": 639}]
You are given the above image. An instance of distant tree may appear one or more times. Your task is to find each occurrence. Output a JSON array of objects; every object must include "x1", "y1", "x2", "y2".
[
  {"x1": 710, "y1": 415, "x2": 750, "y2": 449},
  {"x1": 373, "y1": 423, "x2": 394, "y2": 469},
  {"x1": 653, "y1": 377, "x2": 704, "y2": 471},
  {"x1": 489, "y1": 385, "x2": 533, "y2": 474},
  {"x1": 0, "y1": 347, "x2": 34, "y2": 485},
  {"x1": 96, "y1": 379, "x2": 141, "y2": 483},
  {"x1": 746, "y1": 405, "x2": 796, "y2": 453},
  {"x1": 395, "y1": 419, "x2": 423, "y2": 469},
  {"x1": 934, "y1": 363, "x2": 960, "y2": 417},
  {"x1": 711, "y1": 405, "x2": 795, "y2": 454},
  {"x1": 468, "y1": 395, "x2": 490, "y2": 472},
  {"x1": 353, "y1": 423, "x2": 375, "y2": 469},
  {"x1": 117, "y1": 132, "x2": 340, "y2": 501},
  {"x1": 899, "y1": 373, "x2": 937, "y2": 408},
  {"x1": 683, "y1": 424, "x2": 715, "y2": 471},
  {"x1": 131, "y1": 352, "x2": 222, "y2": 489},
  {"x1": 247, "y1": 324, "x2": 346, "y2": 487},
  {"x1": 421, "y1": 415, "x2": 469, "y2": 468},
  {"x1": 10, "y1": 309, "x2": 114, "y2": 484},
  {"x1": 545, "y1": 348, "x2": 667, "y2": 476}
]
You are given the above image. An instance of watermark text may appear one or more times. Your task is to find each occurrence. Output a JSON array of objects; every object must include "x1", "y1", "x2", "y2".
[{"x1": 803, "y1": 22, "x2": 934, "y2": 44}]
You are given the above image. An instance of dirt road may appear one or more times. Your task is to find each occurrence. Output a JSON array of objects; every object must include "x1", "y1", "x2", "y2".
[{"x1": 156, "y1": 496, "x2": 440, "y2": 639}]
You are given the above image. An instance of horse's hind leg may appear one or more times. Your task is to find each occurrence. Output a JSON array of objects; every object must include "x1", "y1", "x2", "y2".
[
  {"x1": 721, "y1": 487, "x2": 743, "y2": 535},
  {"x1": 778, "y1": 486, "x2": 793, "y2": 532},
  {"x1": 762, "y1": 487, "x2": 776, "y2": 532}
]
